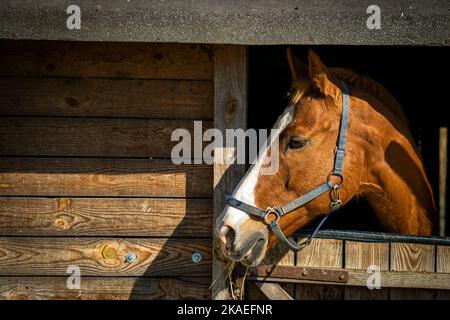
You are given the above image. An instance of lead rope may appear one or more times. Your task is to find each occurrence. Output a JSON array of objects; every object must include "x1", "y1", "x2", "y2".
[
  {"x1": 296, "y1": 195, "x2": 342, "y2": 249},
  {"x1": 297, "y1": 213, "x2": 331, "y2": 249}
]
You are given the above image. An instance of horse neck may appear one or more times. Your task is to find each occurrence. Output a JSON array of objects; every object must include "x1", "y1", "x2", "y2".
[{"x1": 353, "y1": 95, "x2": 436, "y2": 235}]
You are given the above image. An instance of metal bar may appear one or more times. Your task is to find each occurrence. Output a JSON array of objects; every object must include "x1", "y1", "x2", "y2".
[
  {"x1": 248, "y1": 268, "x2": 450, "y2": 290},
  {"x1": 439, "y1": 127, "x2": 448, "y2": 237},
  {"x1": 248, "y1": 265, "x2": 348, "y2": 284},
  {"x1": 294, "y1": 229, "x2": 450, "y2": 246}
]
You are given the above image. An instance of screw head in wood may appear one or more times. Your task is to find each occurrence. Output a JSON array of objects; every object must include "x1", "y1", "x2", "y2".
[
  {"x1": 339, "y1": 273, "x2": 346, "y2": 280},
  {"x1": 192, "y1": 252, "x2": 202, "y2": 263},
  {"x1": 302, "y1": 270, "x2": 309, "y2": 277},
  {"x1": 125, "y1": 252, "x2": 137, "y2": 263}
]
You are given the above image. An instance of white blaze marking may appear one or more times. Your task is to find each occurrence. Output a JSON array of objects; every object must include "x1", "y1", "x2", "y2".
[{"x1": 222, "y1": 105, "x2": 295, "y2": 230}]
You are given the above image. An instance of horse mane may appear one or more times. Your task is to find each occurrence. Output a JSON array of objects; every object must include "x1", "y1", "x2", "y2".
[{"x1": 289, "y1": 67, "x2": 407, "y2": 123}]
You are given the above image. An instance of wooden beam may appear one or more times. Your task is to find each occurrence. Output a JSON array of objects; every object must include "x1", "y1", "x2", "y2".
[
  {"x1": 0, "y1": 157, "x2": 212, "y2": 198},
  {"x1": 253, "y1": 282, "x2": 293, "y2": 300},
  {"x1": 0, "y1": 117, "x2": 212, "y2": 158},
  {"x1": 0, "y1": 40, "x2": 213, "y2": 80},
  {"x1": 0, "y1": 197, "x2": 212, "y2": 237},
  {"x1": 0, "y1": 237, "x2": 211, "y2": 277},
  {"x1": 0, "y1": 276, "x2": 210, "y2": 300},
  {"x1": 212, "y1": 45, "x2": 247, "y2": 300},
  {"x1": 1, "y1": 2, "x2": 449, "y2": 46},
  {"x1": 0, "y1": 77, "x2": 213, "y2": 119}
]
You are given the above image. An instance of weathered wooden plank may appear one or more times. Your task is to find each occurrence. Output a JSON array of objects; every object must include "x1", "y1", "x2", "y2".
[
  {"x1": 275, "y1": 246, "x2": 295, "y2": 298},
  {"x1": 0, "y1": 158, "x2": 212, "y2": 197},
  {"x1": 0, "y1": 237, "x2": 211, "y2": 277},
  {"x1": 344, "y1": 241, "x2": 389, "y2": 299},
  {"x1": 390, "y1": 243, "x2": 435, "y2": 299},
  {"x1": 0, "y1": 77, "x2": 213, "y2": 119},
  {"x1": 0, "y1": 197, "x2": 212, "y2": 237},
  {"x1": 0, "y1": 40, "x2": 213, "y2": 80},
  {"x1": 436, "y1": 246, "x2": 450, "y2": 299},
  {"x1": 437, "y1": 246, "x2": 450, "y2": 273},
  {"x1": 0, "y1": 276, "x2": 210, "y2": 300},
  {"x1": 212, "y1": 45, "x2": 247, "y2": 300},
  {"x1": 295, "y1": 238, "x2": 344, "y2": 300},
  {"x1": 249, "y1": 268, "x2": 450, "y2": 290},
  {"x1": 253, "y1": 282, "x2": 293, "y2": 300},
  {"x1": 0, "y1": 117, "x2": 212, "y2": 157}
]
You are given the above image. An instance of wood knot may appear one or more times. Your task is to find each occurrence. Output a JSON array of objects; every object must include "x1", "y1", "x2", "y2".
[
  {"x1": 101, "y1": 244, "x2": 117, "y2": 260},
  {"x1": 153, "y1": 53, "x2": 163, "y2": 60},
  {"x1": 158, "y1": 278, "x2": 176, "y2": 296},
  {"x1": 53, "y1": 218, "x2": 69, "y2": 230},
  {"x1": 52, "y1": 211, "x2": 75, "y2": 231},
  {"x1": 45, "y1": 63, "x2": 55, "y2": 72},
  {"x1": 65, "y1": 97, "x2": 79, "y2": 108},
  {"x1": 11, "y1": 293, "x2": 28, "y2": 300},
  {"x1": 58, "y1": 198, "x2": 71, "y2": 211},
  {"x1": 225, "y1": 99, "x2": 238, "y2": 121}
]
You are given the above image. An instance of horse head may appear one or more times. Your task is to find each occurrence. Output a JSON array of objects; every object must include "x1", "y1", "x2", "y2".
[{"x1": 215, "y1": 48, "x2": 435, "y2": 266}]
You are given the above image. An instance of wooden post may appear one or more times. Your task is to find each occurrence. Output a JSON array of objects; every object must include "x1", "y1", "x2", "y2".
[
  {"x1": 213, "y1": 45, "x2": 247, "y2": 299},
  {"x1": 439, "y1": 127, "x2": 447, "y2": 237}
]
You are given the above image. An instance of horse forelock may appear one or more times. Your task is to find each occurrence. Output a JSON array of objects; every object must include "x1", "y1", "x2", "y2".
[{"x1": 288, "y1": 68, "x2": 407, "y2": 124}]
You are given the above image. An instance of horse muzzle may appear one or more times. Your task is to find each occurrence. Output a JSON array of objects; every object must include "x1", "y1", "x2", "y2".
[{"x1": 217, "y1": 217, "x2": 269, "y2": 266}]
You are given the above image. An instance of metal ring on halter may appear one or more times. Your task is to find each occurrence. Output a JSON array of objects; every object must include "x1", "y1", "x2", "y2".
[
  {"x1": 263, "y1": 207, "x2": 280, "y2": 225},
  {"x1": 327, "y1": 173, "x2": 344, "y2": 189}
]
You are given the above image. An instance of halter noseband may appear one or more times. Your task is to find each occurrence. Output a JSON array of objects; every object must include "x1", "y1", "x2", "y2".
[{"x1": 225, "y1": 80, "x2": 350, "y2": 252}]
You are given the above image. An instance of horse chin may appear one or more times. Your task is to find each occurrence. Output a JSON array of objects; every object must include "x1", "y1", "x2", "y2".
[
  {"x1": 220, "y1": 233, "x2": 268, "y2": 267},
  {"x1": 239, "y1": 238, "x2": 268, "y2": 267}
]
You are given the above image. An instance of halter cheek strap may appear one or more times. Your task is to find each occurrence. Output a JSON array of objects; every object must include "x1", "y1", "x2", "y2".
[{"x1": 225, "y1": 80, "x2": 350, "y2": 252}]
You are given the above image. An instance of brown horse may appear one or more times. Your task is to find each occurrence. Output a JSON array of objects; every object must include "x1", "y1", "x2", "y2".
[{"x1": 216, "y1": 49, "x2": 436, "y2": 266}]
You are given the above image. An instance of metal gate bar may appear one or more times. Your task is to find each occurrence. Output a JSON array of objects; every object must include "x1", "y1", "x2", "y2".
[{"x1": 294, "y1": 229, "x2": 450, "y2": 246}]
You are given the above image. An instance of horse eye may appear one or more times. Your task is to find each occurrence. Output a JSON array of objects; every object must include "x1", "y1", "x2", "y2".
[{"x1": 287, "y1": 137, "x2": 309, "y2": 150}]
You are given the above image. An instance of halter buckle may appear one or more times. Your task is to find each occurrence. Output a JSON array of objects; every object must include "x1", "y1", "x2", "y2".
[
  {"x1": 264, "y1": 207, "x2": 281, "y2": 225},
  {"x1": 330, "y1": 184, "x2": 342, "y2": 209}
]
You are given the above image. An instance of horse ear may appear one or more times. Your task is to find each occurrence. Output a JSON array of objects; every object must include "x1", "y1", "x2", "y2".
[
  {"x1": 287, "y1": 47, "x2": 308, "y2": 82},
  {"x1": 308, "y1": 49, "x2": 342, "y2": 106}
]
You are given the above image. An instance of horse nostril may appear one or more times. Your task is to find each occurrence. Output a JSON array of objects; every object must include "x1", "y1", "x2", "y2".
[{"x1": 219, "y1": 225, "x2": 236, "y2": 252}]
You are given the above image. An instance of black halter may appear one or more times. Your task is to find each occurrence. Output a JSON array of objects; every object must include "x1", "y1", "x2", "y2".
[{"x1": 225, "y1": 80, "x2": 350, "y2": 252}]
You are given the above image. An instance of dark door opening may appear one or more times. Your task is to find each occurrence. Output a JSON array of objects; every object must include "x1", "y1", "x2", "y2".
[{"x1": 248, "y1": 45, "x2": 450, "y2": 235}]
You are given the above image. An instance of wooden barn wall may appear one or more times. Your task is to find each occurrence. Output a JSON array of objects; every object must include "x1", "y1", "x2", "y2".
[{"x1": 0, "y1": 40, "x2": 214, "y2": 299}]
